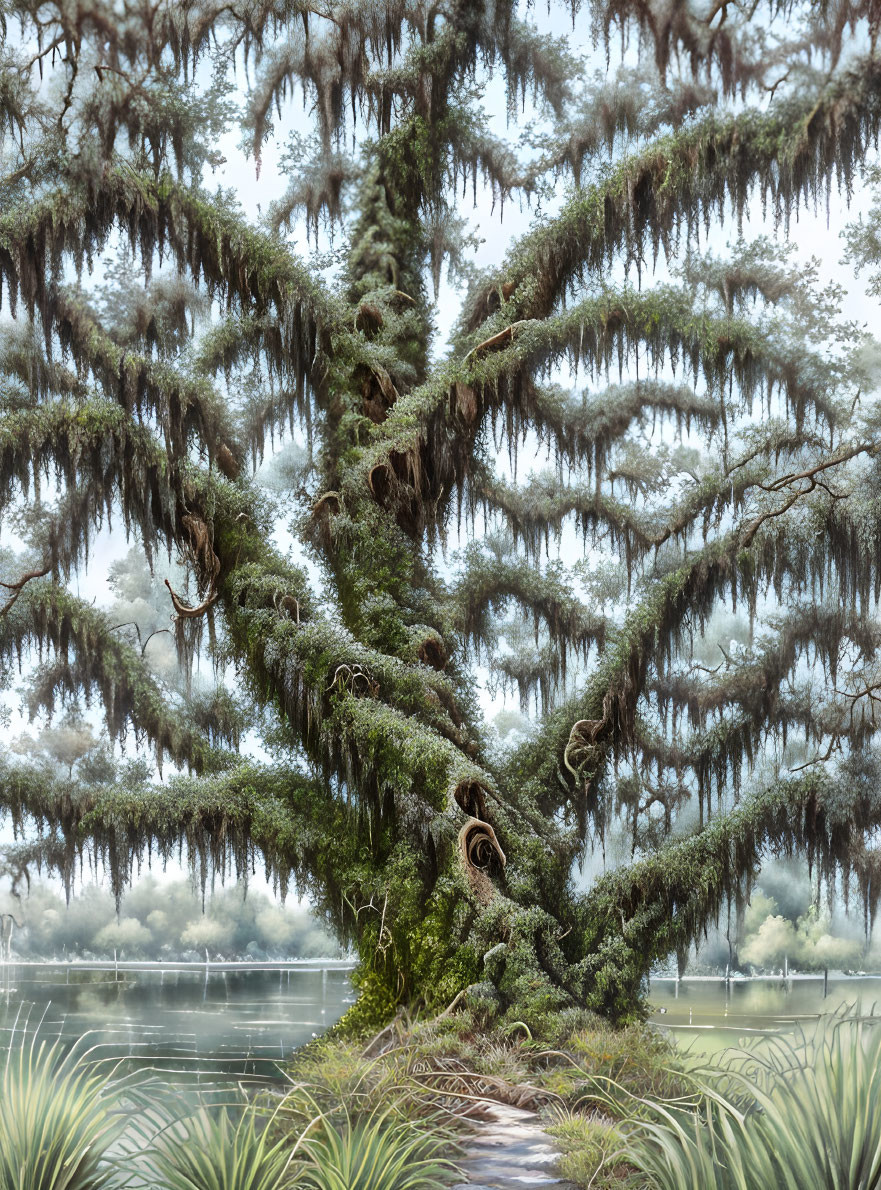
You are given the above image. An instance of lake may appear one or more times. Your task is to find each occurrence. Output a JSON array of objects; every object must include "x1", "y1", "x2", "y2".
[
  {"x1": 2, "y1": 963, "x2": 878, "y2": 1084},
  {"x1": 0, "y1": 960, "x2": 354, "y2": 1088},
  {"x1": 648, "y1": 974, "x2": 881, "y2": 1055}
]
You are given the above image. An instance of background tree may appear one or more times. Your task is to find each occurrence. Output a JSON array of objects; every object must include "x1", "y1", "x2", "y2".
[
  {"x1": 2, "y1": 0, "x2": 881, "y2": 1025},
  {"x1": 0, "y1": 875, "x2": 337, "y2": 959}
]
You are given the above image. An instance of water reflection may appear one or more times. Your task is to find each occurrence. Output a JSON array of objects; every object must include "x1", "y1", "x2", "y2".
[
  {"x1": 649, "y1": 975, "x2": 881, "y2": 1055},
  {"x1": 0, "y1": 962, "x2": 353, "y2": 1088}
]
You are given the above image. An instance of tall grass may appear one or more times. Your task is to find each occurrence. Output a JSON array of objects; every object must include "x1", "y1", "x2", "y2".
[
  {"x1": 294, "y1": 1105, "x2": 460, "y2": 1190},
  {"x1": 136, "y1": 1078, "x2": 460, "y2": 1190},
  {"x1": 0, "y1": 1028, "x2": 461, "y2": 1190},
  {"x1": 608, "y1": 1006, "x2": 881, "y2": 1189},
  {"x1": 0, "y1": 1035, "x2": 123, "y2": 1190},
  {"x1": 143, "y1": 1103, "x2": 298, "y2": 1190}
]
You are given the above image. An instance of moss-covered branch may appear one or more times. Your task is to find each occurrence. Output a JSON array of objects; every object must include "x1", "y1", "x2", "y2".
[
  {"x1": 0, "y1": 397, "x2": 183, "y2": 576},
  {"x1": 464, "y1": 57, "x2": 881, "y2": 330},
  {"x1": 576, "y1": 762, "x2": 881, "y2": 1016},
  {"x1": 0, "y1": 755, "x2": 331, "y2": 904},
  {"x1": 0, "y1": 165, "x2": 344, "y2": 391},
  {"x1": 54, "y1": 292, "x2": 240, "y2": 469},
  {"x1": 0, "y1": 583, "x2": 227, "y2": 772},
  {"x1": 363, "y1": 284, "x2": 846, "y2": 544},
  {"x1": 455, "y1": 549, "x2": 606, "y2": 671}
]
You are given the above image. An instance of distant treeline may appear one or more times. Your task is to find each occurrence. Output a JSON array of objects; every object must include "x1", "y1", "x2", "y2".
[
  {"x1": 0, "y1": 877, "x2": 342, "y2": 961},
  {"x1": 678, "y1": 858, "x2": 875, "y2": 977}
]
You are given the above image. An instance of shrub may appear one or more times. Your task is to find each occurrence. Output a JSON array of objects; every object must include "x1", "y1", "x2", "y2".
[
  {"x1": 564, "y1": 1020, "x2": 690, "y2": 1109},
  {"x1": 545, "y1": 1109, "x2": 632, "y2": 1189}
]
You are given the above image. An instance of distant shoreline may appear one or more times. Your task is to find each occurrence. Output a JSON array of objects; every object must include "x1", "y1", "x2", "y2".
[
  {"x1": 650, "y1": 972, "x2": 881, "y2": 983},
  {"x1": 0, "y1": 958, "x2": 356, "y2": 971},
  {"x1": 2, "y1": 963, "x2": 875, "y2": 977}
]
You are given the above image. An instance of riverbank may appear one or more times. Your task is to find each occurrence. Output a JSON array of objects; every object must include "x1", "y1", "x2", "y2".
[
  {"x1": 291, "y1": 982, "x2": 881, "y2": 1189},
  {"x1": 0, "y1": 965, "x2": 875, "y2": 1188}
]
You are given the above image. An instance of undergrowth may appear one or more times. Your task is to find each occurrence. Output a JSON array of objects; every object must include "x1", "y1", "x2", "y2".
[{"x1": 283, "y1": 1004, "x2": 686, "y2": 1188}]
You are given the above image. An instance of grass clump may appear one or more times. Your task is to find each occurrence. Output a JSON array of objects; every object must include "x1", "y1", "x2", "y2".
[
  {"x1": 295, "y1": 1106, "x2": 460, "y2": 1190},
  {"x1": 0, "y1": 1036, "x2": 122, "y2": 1190},
  {"x1": 545, "y1": 1110, "x2": 632, "y2": 1189},
  {"x1": 0, "y1": 1005, "x2": 688, "y2": 1190},
  {"x1": 144, "y1": 1103, "x2": 298, "y2": 1190},
  {"x1": 294, "y1": 1002, "x2": 688, "y2": 1111},
  {"x1": 556, "y1": 1019, "x2": 689, "y2": 1107},
  {"x1": 609, "y1": 1005, "x2": 881, "y2": 1189},
  {"x1": 143, "y1": 1082, "x2": 460, "y2": 1190},
  {"x1": 283, "y1": 1042, "x2": 428, "y2": 1124}
]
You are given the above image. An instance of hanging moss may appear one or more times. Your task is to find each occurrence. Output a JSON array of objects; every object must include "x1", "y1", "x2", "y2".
[
  {"x1": 0, "y1": 584, "x2": 230, "y2": 773},
  {"x1": 2, "y1": 0, "x2": 881, "y2": 1026},
  {"x1": 575, "y1": 759, "x2": 881, "y2": 1018},
  {"x1": 463, "y1": 56, "x2": 881, "y2": 330}
]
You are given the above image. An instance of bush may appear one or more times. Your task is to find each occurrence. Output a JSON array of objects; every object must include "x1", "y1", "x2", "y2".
[
  {"x1": 143, "y1": 1065, "x2": 461, "y2": 1190},
  {"x1": 545, "y1": 1110, "x2": 632, "y2": 1189},
  {"x1": 564, "y1": 1019, "x2": 690, "y2": 1108}
]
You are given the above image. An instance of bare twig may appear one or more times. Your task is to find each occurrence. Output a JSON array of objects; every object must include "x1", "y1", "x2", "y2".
[
  {"x1": 789, "y1": 736, "x2": 840, "y2": 773},
  {"x1": 141, "y1": 627, "x2": 172, "y2": 656}
]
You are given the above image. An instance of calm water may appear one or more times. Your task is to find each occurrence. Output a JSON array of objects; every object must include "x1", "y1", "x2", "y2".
[
  {"x1": 4, "y1": 963, "x2": 873, "y2": 1082},
  {"x1": 648, "y1": 974, "x2": 881, "y2": 1055},
  {"x1": 0, "y1": 961, "x2": 354, "y2": 1087}
]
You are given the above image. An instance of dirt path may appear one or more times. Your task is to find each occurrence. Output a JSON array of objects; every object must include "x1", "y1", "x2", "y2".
[{"x1": 451, "y1": 1101, "x2": 579, "y2": 1189}]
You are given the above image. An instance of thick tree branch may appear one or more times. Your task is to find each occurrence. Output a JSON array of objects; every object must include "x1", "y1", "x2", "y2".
[{"x1": 464, "y1": 57, "x2": 881, "y2": 332}]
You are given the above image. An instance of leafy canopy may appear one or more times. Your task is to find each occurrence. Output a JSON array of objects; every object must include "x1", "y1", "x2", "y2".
[{"x1": 2, "y1": 0, "x2": 881, "y2": 1021}]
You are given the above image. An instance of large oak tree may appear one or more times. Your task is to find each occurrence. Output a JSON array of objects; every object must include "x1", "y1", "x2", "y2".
[{"x1": 2, "y1": 0, "x2": 881, "y2": 1023}]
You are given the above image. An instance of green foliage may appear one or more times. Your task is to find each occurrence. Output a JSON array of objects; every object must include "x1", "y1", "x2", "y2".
[
  {"x1": 340, "y1": 969, "x2": 401, "y2": 1036},
  {"x1": 611, "y1": 1008, "x2": 881, "y2": 1189},
  {"x1": 0, "y1": 1037, "x2": 122, "y2": 1190},
  {"x1": 295, "y1": 1108, "x2": 460, "y2": 1190},
  {"x1": 144, "y1": 1105, "x2": 296, "y2": 1190},
  {"x1": 545, "y1": 1112, "x2": 631, "y2": 1190}
]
